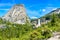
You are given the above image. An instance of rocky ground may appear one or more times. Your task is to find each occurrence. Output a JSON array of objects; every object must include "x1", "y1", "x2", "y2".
[
  {"x1": 0, "y1": 24, "x2": 6, "y2": 28},
  {"x1": 48, "y1": 32, "x2": 60, "y2": 40}
]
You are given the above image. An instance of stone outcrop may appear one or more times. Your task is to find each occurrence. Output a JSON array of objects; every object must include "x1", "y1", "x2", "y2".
[{"x1": 2, "y1": 4, "x2": 30, "y2": 24}]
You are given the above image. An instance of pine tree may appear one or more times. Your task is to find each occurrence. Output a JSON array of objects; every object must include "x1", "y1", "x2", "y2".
[{"x1": 51, "y1": 13, "x2": 58, "y2": 26}]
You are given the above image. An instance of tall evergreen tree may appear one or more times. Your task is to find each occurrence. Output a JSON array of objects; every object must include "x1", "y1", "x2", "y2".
[{"x1": 51, "y1": 13, "x2": 58, "y2": 26}]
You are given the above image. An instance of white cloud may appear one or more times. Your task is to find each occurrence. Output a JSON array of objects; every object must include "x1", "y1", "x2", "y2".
[
  {"x1": 0, "y1": 3, "x2": 13, "y2": 6},
  {"x1": 26, "y1": 9, "x2": 40, "y2": 15},
  {"x1": 26, "y1": 8, "x2": 40, "y2": 18},
  {"x1": 46, "y1": 6, "x2": 57, "y2": 10},
  {"x1": 52, "y1": 8, "x2": 57, "y2": 10},
  {"x1": 31, "y1": 16, "x2": 37, "y2": 19},
  {"x1": 0, "y1": 9, "x2": 9, "y2": 10},
  {"x1": 42, "y1": 9, "x2": 46, "y2": 12}
]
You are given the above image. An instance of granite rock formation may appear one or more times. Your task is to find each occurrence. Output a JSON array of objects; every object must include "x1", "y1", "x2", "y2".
[
  {"x1": 2, "y1": 4, "x2": 60, "y2": 26},
  {"x1": 2, "y1": 4, "x2": 30, "y2": 24}
]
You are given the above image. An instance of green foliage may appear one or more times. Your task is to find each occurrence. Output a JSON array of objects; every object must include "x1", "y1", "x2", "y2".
[
  {"x1": 51, "y1": 13, "x2": 58, "y2": 26},
  {"x1": 0, "y1": 13, "x2": 60, "y2": 40}
]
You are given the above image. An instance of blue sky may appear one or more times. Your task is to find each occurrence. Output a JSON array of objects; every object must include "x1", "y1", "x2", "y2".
[{"x1": 0, "y1": 0, "x2": 60, "y2": 19}]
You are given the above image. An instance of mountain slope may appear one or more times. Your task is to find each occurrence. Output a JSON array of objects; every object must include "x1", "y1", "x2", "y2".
[{"x1": 2, "y1": 4, "x2": 30, "y2": 24}]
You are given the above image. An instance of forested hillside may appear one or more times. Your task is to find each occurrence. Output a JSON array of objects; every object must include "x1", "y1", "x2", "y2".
[{"x1": 0, "y1": 13, "x2": 60, "y2": 40}]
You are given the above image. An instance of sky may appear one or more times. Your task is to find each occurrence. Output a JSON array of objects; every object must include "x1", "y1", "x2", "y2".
[{"x1": 0, "y1": 0, "x2": 60, "y2": 19}]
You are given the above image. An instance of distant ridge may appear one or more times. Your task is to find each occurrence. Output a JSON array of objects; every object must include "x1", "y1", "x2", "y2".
[{"x1": 48, "y1": 8, "x2": 60, "y2": 15}]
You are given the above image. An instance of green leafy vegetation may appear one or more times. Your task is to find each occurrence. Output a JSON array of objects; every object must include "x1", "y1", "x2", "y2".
[{"x1": 0, "y1": 13, "x2": 60, "y2": 40}]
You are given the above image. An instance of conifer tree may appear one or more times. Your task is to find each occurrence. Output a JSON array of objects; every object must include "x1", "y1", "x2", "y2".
[{"x1": 51, "y1": 13, "x2": 58, "y2": 26}]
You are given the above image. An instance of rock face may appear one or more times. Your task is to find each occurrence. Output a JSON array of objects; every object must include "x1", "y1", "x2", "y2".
[{"x1": 2, "y1": 4, "x2": 30, "y2": 24}]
